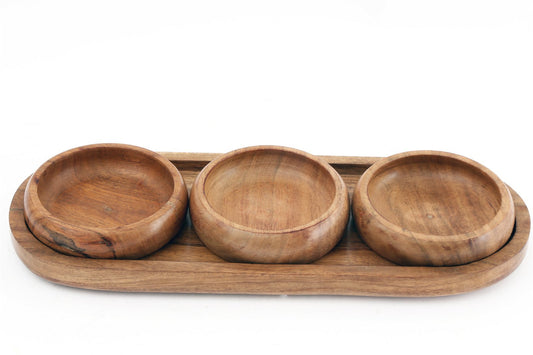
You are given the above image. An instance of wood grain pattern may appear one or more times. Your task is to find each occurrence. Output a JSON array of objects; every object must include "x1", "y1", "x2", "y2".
[
  {"x1": 354, "y1": 151, "x2": 515, "y2": 266},
  {"x1": 9, "y1": 153, "x2": 530, "y2": 296},
  {"x1": 23, "y1": 144, "x2": 188, "y2": 259},
  {"x1": 190, "y1": 146, "x2": 350, "y2": 263}
]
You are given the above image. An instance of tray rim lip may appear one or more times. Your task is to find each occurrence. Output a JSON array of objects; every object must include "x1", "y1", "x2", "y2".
[
  {"x1": 9, "y1": 152, "x2": 531, "y2": 296},
  {"x1": 191, "y1": 145, "x2": 349, "y2": 234}
]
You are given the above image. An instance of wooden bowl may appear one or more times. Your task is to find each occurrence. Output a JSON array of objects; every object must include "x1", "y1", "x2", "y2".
[
  {"x1": 353, "y1": 151, "x2": 515, "y2": 266},
  {"x1": 23, "y1": 143, "x2": 188, "y2": 259},
  {"x1": 190, "y1": 146, "x2": 350, "y2": 263}
]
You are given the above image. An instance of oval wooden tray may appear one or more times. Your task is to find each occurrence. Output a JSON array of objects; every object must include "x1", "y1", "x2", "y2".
[{"x1": 9, "y1": 153, "x2": 530, "y2": 297}]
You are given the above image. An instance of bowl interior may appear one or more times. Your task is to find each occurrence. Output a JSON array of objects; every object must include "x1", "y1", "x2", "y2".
[
  {"x1": 367, "y1": 155, "x2": 502, "y2": 236},
  {"x1": 37, "y1": 147, "x2": 175, "y2": 228},
  {"x1": 204, "y1": 149, "x2": 336, "y2": 231}
]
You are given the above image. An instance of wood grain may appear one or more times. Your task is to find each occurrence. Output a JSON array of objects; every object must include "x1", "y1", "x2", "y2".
[
  {"x1": 189, "y1": 146, "x2": 350, "y2": 263},
  {"x1": 354, "y1": 151, "x2": 515, "y2": 266},
  {"x1": 9, "y1": 153, "x2": 530, "y2": 296},
  {"x1": 23, "y1": 144, "x2": 188, "y2": 259}
]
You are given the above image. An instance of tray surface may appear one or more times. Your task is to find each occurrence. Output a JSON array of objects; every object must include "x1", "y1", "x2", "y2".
[{"x1": 9, "y1": 153, "x2": 530, "y2": 296}]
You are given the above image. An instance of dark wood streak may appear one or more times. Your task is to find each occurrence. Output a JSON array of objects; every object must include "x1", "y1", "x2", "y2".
[{"x1": 41, "y1": 225, "x2": 91, "y2": 258}]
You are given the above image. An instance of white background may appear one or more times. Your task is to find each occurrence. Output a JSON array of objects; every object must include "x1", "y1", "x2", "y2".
[{"x1": 1, "y1": 1, "x2": 532, "y2": 354}]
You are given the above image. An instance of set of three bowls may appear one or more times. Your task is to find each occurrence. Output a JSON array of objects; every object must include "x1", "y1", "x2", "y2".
[{"x1": 23, "y1": 143, "x2": 515, "y2": 267}]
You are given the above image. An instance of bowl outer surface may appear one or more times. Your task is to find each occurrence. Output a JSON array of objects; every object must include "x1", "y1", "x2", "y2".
[
  {"x1": 23, "y1": 143, "x2": 189, "y2": 259},
  {"x1": 353, "y1": 150, "x2": 515, "y2": 266},
  {"x1": 190, "y1": 145, "x2": 350, "y2": 264}
]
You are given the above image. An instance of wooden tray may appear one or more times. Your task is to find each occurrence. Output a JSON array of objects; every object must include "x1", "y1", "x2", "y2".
[{"x1": 9, "y1": 153, "x2": 530, "y2": 297}]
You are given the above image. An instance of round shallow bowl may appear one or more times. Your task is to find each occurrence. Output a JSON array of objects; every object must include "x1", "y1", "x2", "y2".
[
  {"x1": 190, "y1": 146, "x2": 350, "y2": 263},
  {"x1": 24, "y1": 143, "x2": 188, "y2": 259},
  {"x1": 354, "y1": 150, "x2": 515, "y2": 266}
]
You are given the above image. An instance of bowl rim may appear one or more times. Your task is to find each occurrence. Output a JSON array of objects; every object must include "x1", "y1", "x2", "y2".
[
  {"x1": 194, "y1": 145, "x2": 348, "y2": 234},
  {"x1": 355, "y1": 150, "x2": 514, "y2": 243},
  {"x1": 25, "y1": 143, "x2": 187, "y2": 234}
]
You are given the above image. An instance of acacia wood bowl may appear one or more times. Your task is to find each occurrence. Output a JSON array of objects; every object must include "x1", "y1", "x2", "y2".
[
  {"x1": 190, "y1": 146, "x2": 350, "y2": 264},
  {"x1": 24, "y1": 143, "x2": 188, "y2": 259},
  {"x1": 353, "y1": 150, "x2": 515, "y2": 266}
]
